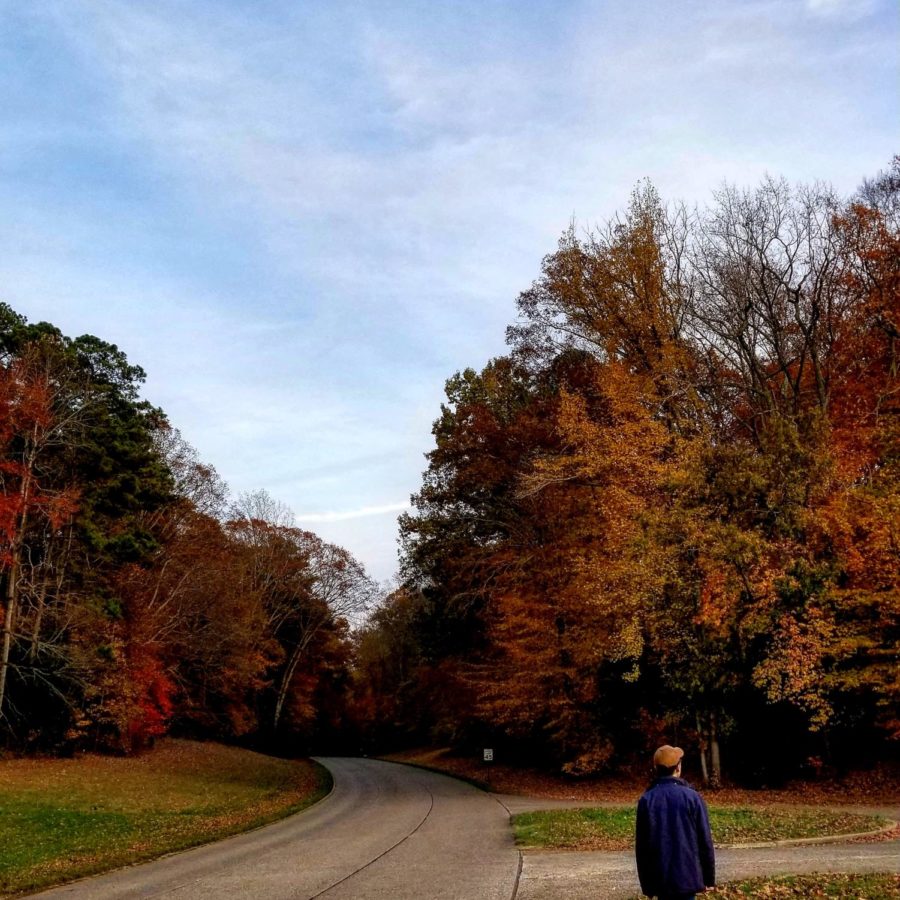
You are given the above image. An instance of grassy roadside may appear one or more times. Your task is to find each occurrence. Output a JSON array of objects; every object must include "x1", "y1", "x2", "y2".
[
  {"x1": 513, "y1": 806, "x2": 889, "y2": 851},
  {"x1": 0, "y1": 739, "x2": 331, "y2": 898},
  {"x1": 645, "y1": 872, "x2": 900, "y2": 898}
]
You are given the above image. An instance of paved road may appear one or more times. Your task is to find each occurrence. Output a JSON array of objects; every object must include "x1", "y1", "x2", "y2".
[
  {"x1": 31, "y1": 758, "x2": 521, "y2": 900},
  {"x1": 27, "y1": 759, "x2": 900, "y2": 900}
]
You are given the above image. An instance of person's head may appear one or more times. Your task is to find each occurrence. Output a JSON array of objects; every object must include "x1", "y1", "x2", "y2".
[{"x1": 652, "y1": 744, "x2": 684, "y2": 778}]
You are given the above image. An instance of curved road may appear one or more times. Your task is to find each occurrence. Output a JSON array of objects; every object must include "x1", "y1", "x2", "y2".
[
  {"x1": 29, "y1": 758, "x2": 899, "y2": 899},
  {"x1": 32, "y1": 758, "x2": 521, "y2": 900}
]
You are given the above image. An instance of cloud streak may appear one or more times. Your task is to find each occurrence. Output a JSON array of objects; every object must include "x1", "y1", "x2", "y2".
[
  {"x1": 295, "y1": 503, "x2": 410, "y2": 524},
  {"x1": 806, "y1": 0, "x2": 878, "y2": 18}
]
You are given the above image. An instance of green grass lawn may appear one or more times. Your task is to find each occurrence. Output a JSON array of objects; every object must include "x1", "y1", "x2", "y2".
[
  {"x1": 0, "y1": 739, "x2": 331, "y2": 897},
  {"x1": 687, "y1": 873, "x2": 900, "y2": 898},
  {"x1": 513, "y1": 806, "x2": 888, "y2": 851}
]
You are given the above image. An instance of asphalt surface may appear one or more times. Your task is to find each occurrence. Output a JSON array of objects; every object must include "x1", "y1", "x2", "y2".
[
  {"x1": 30, "y1": 758, "x2": 521, "y2": 900},
  {"x1": 26, "y1": 759, "x2": 900, "y2": 900}
]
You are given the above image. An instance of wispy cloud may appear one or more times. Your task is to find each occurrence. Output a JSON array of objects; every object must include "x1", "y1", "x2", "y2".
[
  {"x1": 295, "y1": 503, "x2": 410, "y2": 524},
  {"x1": 805, "y1": 0, "x2": 879, "y2": 19}
]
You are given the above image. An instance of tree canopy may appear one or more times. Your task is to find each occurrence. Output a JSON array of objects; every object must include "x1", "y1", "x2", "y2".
[
  {"x1": 0, "y1": 308, "x2": 377, "y2": 753},
  {"x1": 361, "y1": 159, "x2": 900, "y2": 784}
]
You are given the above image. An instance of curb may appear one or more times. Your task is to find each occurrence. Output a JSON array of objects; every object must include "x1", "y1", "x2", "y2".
[
  {"x1": 516, "y1": 819, "x2": 899, "y2": 853},
  {"x1": 721, "y1": 819, "x2": 899, "y2": 850},
  {"x1": 309, "y1": 757, "x2": 338, "y2": 805}
]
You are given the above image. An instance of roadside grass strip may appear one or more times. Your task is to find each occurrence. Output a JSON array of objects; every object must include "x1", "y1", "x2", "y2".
[
  {"x1": 673, "y1": 872, "x2": 900, "y2": 898},
  {"x1": 0, "y1": 740, "x2": 332, "y2": 897},
  {"x1": 513, "y1": 806, "x2": 889, "y2": 851}
]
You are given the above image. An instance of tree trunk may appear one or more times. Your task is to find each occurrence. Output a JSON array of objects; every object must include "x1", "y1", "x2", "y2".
[
  {"x1": 271, "y1": 612, "x2": 327, "y2": 733},
  {"x1": 709, "y1": 711, "x2": 722, "y2": 788},
  {"x1": 0, "y1": 552, "x2": 20, "y2": 719},
  {"x1": 696, "y1": 711, "x2": 710, "y2": 785},
  {"x1": 272, "y1": 644, "x2": 304, "y2": 732},
  {"x1": 0, "y1": 472, "x2": 31, "y2": 720},
  {"x1": 27, "y1": 576, "x2": 48, "y2": 661}
]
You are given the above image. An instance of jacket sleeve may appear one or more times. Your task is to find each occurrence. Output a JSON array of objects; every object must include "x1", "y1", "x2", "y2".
[
  {"x1": 635, "y1": 797, "x2": 653, "y2": 896},
  {"x1": 695, "y1": 795, "x2": 716, "y2": 887}
]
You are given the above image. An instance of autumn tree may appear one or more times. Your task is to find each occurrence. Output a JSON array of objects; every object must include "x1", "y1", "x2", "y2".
[
  {"x1": 0, "y1": 339, "x2": 81, "y2": 721},
  {"x1": 0, "y1": 305, "x2": 378, "y2": 755},
  {"x1": 393, "y1": 161, "x2": 899, "y2": 783},
  {"x1": 228, "y1": 491, "x2": 376, "y2": 739}
]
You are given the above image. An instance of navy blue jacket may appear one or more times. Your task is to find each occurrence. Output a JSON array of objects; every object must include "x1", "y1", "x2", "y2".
[{"x1": 635, "y1": 776, "x2": 715, "y2": 897}]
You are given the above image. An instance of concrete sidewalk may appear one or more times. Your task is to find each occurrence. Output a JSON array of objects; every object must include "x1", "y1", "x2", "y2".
[
  {"x1": 497, "y1": 795, "x2": 900, "y2": 899},
  {"x1": 517, "y1": 842, "x2": 900, "y2": 899}
]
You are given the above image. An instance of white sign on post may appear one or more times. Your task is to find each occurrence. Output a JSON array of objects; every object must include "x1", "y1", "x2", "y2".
[{"x1": 483, "y1": 748, "x2": 494, "y2": 762}]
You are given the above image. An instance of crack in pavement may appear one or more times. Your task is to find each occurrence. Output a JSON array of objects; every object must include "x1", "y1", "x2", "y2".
[{"x1": 309, "y1": 788, "x2": 435, "y2": 899}]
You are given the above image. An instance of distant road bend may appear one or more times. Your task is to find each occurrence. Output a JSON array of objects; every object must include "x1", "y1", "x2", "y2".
[{"x1": 32, "y1": 758, "x2": 522, "y2": 900}]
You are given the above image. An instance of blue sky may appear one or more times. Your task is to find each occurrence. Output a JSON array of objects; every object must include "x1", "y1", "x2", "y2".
[{"x1": 1, "y1": 0, "x2": 896, "y2": 582}]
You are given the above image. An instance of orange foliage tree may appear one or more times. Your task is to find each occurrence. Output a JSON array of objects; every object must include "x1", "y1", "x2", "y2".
[{"x1": 390, "y1": 161, "x2": 899, "y2": 783}]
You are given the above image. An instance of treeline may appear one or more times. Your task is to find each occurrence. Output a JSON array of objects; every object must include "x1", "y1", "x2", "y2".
[
  {"x1": 355, "y1": 160, "x2": 900, "y2": 785},
  {"x1": 0, "y1": 307, "x2": 377, "y2": 753}
]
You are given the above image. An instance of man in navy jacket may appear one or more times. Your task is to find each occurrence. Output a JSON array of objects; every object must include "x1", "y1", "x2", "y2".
[{"x1": 635, "y1": 745, "x2": 716, "y2": 900}]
